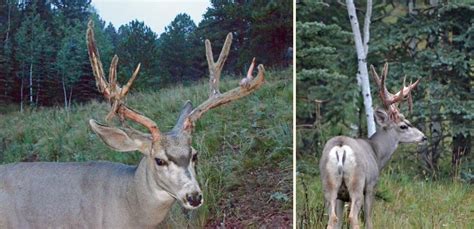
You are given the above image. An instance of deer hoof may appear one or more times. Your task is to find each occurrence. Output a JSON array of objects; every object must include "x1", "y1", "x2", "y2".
[{"x1": 327, "y1": 214, "x2": 338, "y2": 228}]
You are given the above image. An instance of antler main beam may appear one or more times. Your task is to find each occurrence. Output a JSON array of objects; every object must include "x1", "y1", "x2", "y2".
[
  {"x1": 370, "y1": 63, "x2": 420, "y2": 121},
  {"x1": 184, "y1": 33, "x2": 265, "y2": 130},
  {"x1": 86, "y1": 21, "x2": 161, "y2": 142}
]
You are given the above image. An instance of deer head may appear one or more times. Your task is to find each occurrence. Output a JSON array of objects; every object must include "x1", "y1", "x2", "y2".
[
  {"x1": 370, "y1": 63, "x2": 426, "y2": 143},
  {"x1": 86, "y1": 21, "x2": 264, "y2": 209}
]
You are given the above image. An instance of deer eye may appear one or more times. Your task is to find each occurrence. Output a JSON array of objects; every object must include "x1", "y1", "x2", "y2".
[
  {"x1": 400, "y1": 125, "x2": 408, "y2": 130},
  {"x1": 155, "y1": 158, "x2": 168, "y2": 166},
  {"x1": 192, "y1": 154, "x2": 198, "y2": 163}
]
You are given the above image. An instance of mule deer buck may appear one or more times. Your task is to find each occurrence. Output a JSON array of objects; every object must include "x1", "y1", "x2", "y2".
[
  {"x1": 320, "y1": 63, "x2": 427, "y2": 229},
  {"x1": 0, "y1": 21, "x2": 264, "y2": 228}
]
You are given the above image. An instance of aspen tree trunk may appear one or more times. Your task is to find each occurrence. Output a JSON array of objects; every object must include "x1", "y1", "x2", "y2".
[
  {"x1": 346, "y1": 0, "x2": 376, "y2": 137},
  {"x1": 62, "y1": 75, "x2": 68, "y2": 110},
  {"x1": 5, "y1": 0, "x2": 11, "y2": 43},
  {"x1": 35, "y1": 74, "x2": 40, "y2": 105},
  {"x1": 68, "y1": 87, "x2": 73, "y2": 110},
  {"x1": 29, "y1": 63, "x2": 33, "y2": 105},
  {"x1": 4, "y1": 0, "x2": 11, "y2": 96},
  {"x1": 20, "y1": 76, "x2": 24, "y2": 113}
]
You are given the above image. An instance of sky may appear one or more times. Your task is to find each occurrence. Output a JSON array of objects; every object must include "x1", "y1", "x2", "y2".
[{"x1": 91, "y1": 0, "x2": 211, "y2": 35}]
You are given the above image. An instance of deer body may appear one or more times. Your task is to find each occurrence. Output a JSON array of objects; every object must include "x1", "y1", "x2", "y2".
[
  {"x1": 0, "y1": 161, "x2": 174, "y2": 228},
  {"x1": 320, "y1": 64, "x2": 425, "y2": 229}
]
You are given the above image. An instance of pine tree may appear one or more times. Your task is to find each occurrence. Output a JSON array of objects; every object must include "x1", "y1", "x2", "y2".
[
  {"x1": 14, "y1": 2, "x2": 53, "y2": 110},
  {"x1": 157, "y1": 13, "x2": 200, "y2": 85},
  {"x1": 116, "y1": 20, "x2": 159, "y2": 89}
]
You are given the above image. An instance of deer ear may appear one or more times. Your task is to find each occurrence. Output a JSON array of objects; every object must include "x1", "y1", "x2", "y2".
[
  {"x1": 374, "y1": 109, "x2": 390, "y2": 127},
  {"x1": 89, "y1": 119, "x2": 152, "y2": 154},
  {"x1": 171, "y1": 101, "x2": 194, "y2": 133}
]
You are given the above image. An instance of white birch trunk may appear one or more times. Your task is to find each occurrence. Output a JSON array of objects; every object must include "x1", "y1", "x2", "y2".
[
  {"x1": 346, "y1": 0, "x2": 376, "y2": 137},
  {"x1": 408, "y1": 0, "x2": 414, "y2": 14},
  {"x1": 20, "y1": 76, "x2": 24, "y2": 113},
  {"x1": 62, "y1": 75, "x2": 68, "y2": 111},
  {"x1": 5, "y1": 0, "x2": 11, "y2": 43},
  {"x1": 68, "y1": 87, "x2": 73, "y2": 110},
  {"x1": 36, "y1": 75, "x2": 40, "y2": 105},
  {"x1": 29, "y1": 63, "x2": 33, "y2": 105}
]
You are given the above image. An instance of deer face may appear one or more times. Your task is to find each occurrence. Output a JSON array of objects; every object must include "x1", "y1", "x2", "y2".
[
  {"x1": 149, "y1": 133, "x2": 202, "y2": 209},
  {"x1": 394, "y1": 117, "x2": 426, "y2": 143},
  {"x1": 89, "y1": 102, "x2": 203, "y2": 209},
  {"x1": 374, "y1": 108, "x2": 427, "y2": 143}
]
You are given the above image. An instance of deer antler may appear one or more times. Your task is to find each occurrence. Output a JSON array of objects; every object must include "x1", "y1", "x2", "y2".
[
  {"x1": 370, "y1": 63, "x2": 420, "y2": 121},
  {"x1": 86, "y1": 21, "x2": 161, "y2": 142},
  {"x1": 184, "y1": 33, "x2": 265, "y2": 130}
]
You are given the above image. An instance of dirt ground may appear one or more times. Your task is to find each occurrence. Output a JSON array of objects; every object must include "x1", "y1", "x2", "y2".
[{"x1": 206, "y1": 166, "x2": 293, "y2": 228}]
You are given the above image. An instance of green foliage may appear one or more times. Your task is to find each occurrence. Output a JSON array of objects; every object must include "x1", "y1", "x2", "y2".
[
  {"x1": 198, "y1": 0, "x2": 293, "y2": 74},
  {"x1": 248, "y1": 0, "x2": 293, "y2": 67},
  {"x1": 56, "y1": 22, "x2": 87, "y2": 103},
  {"x1": 51, "y1": 0, "x2": 91, "y2": 23},
  {"x1": 369, "y1": 3, "x2": 473, "y2": 177},
  {"x1": 296, "y1": 1, "x2": 361, "y2": 156},
  {"x1": 0, "y1": 1, "x2": 290, "y2": 108},
  {"x1": 116, "y1": 20, "x2": 159, "y2": 88},
  {"x1": 13, "y1": 2, "x2": 54, "y2": 107},
  {"x1": 371, "y1": 3, "x2": 473, "y2": 136},
  {"x1": 0, "y1": 0, "x2": 20, "y2": 102},
  {"x1": 157, "y1": 13, "x2": 201, "y2": 85}
]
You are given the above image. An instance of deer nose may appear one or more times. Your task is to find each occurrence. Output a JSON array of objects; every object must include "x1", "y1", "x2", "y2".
[
  {"x1": 186, "y1": 192, "x2": 203, "y2": 207},
  {"x1": 422, "y1": 136, "x2": 428, "y2": 141}
]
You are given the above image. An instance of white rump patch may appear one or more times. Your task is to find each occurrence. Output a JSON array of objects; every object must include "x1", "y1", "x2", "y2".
[{"x1": 326, "y1": 145, "x2": 355, "y2": 175}]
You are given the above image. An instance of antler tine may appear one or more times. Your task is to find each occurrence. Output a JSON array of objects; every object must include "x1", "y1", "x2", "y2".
[
  {"x1": 378, "y1": 64, "x2": 391, "y2": 108},
  {"x1": 206, "y1": 33, "x2": 233, "y2": 97},
  {"x1": 240, "y1": 57, "x2": 256, "y2": 88},
  {"x1": 122, "y1": 63, "x2": 141, "y2": 96},
  {"x1": 216, "y1": 33, "x2": 232, "y2": 73},
  {"x1": 391, "y1": 76, "x2": 406, "y2": 104},
  {"x1": 87, "y1": 22, "x2": 109, "y2": 97},
  {"x1": 382, "y1": 62, "x2": 389, "y2": 79},
  {"x1": 370, "y1": 65, "x2": 381, "y2": 87},
  {"x1": 86, "y1": 20, "x2": 161, "y2": 142},
  {"x1": 183, "y1": 33, "x2": 265, "y2": 131},
  {"x1": 109, "y1": 55, "x2": 119, "y2": 96}
]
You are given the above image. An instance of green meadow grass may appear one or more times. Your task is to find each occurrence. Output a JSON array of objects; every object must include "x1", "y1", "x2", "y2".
[
  {"x1": 0, "y1": 68, "x2": 293, "y2": 227},
  {"x1": 296, "y1": 156, "x2": 474, "y2": 229}
]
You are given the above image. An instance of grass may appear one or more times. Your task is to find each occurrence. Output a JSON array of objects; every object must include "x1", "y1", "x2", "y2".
[
  {"x1": 0, "y1": 68, "x2": 293, "y2": 227},
  {"x1": 296, "y1": 155, "x2": 474, "y2": 229}
]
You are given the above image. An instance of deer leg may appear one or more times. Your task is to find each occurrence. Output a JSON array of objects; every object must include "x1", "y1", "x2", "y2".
[
  {"x1": 335, "y1": 199, "x2": 344, "y2": 229},
  {"x1": 347, "y1": 178, "x2": 364, "y2": 229},
  {"x1": 348, "y1": 195, "x2": 362, "y2": 229},
  {"x1": 325, "y1": 191, "x2": 338, "y2": 229},
  {"x1": 324, "y1": 176, "x2": 342, "y2": 229},
  {"x1": 363, "y1": 189, "x2": 374, "y2": 229}
]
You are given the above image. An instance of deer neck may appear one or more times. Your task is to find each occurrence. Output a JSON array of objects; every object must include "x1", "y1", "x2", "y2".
[
  {"x1": 129, "y1": 158, "x2": 175, "y2": 226},
  {"x1": 368, "y1": 128, "x2": 400, "y2": 171}
]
